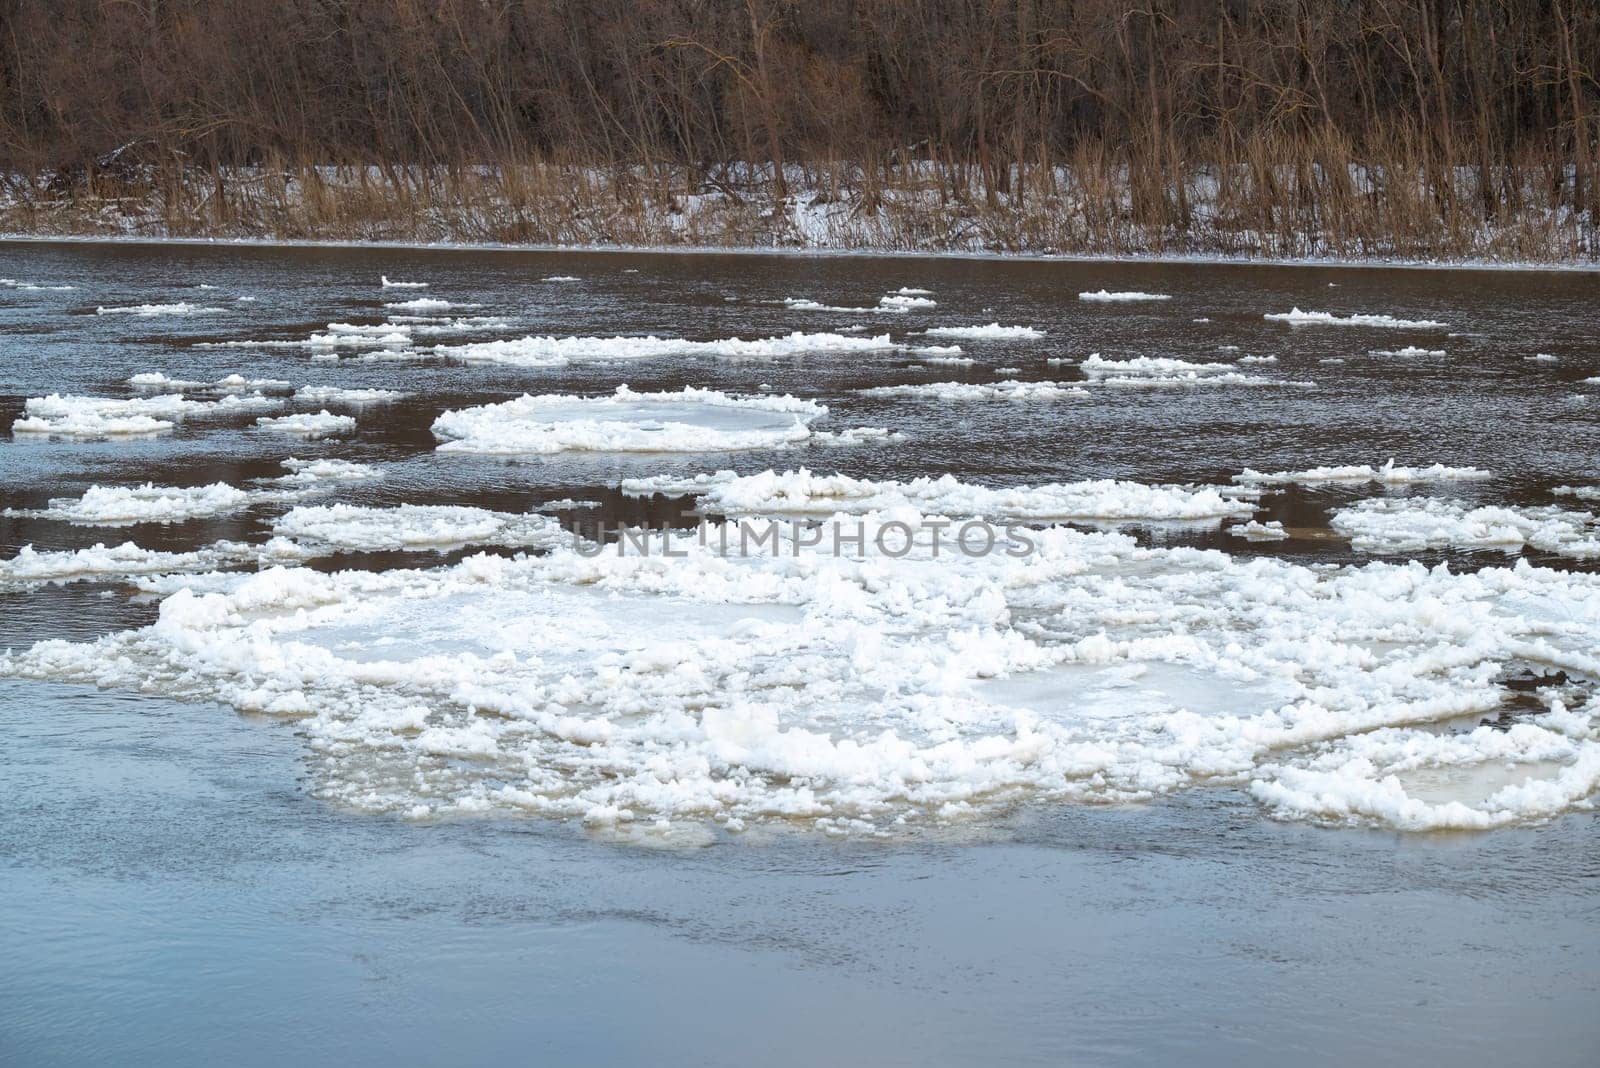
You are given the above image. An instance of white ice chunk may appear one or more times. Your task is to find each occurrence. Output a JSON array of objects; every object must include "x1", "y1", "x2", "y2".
[{"x1": 432, "y1": 385, "x2": 825, "y2": 455}]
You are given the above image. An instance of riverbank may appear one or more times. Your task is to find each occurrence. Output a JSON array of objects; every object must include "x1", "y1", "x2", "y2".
[{"x1": 3, "y1": 164, "x2": 1593, "y2": 268}]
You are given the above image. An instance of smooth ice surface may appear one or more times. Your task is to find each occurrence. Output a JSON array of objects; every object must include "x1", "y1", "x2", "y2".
[
  {"x1": 272, "y1": 504, "x2": 567, "y2": 554},
  {"x1": 432, "y1": 385, "x2": 826, "y2": 454}
]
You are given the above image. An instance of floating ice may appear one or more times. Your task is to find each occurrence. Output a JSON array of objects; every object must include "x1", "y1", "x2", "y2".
[
  {"x1": 543, "y1": 275, "x2": 580, "y2": 282},
  {"x1": 1369, "y1": 346, "x2": 1446, "y2": 357},
  {"x1": 272, "y1": 458, "x2": 383, "y2": 487},
  {"x1": 1525, "y1": 353, "x2": 1557, "y2": 362},
  {"x1": 861, "y1": 379, "x2": 1089, "y2": 402},
  {"x1": 95, "y1": 302, "x2": 224, "y2": 317},
  {"x1": 621, "y1": 468, "x2": 1255, "y2": 523},
  {"x1": 12, "y1": 393, "x2": 200, "y2": 437},
  {"x1": 272, "y1": 504, "x2": 567, "y2": 555},
  {"x1": 1238, "y1": 355, "x2": 1277, "y2": 364},
  {"x1": 1229, "y1": 520, "x2": 1289, "y2": 541},
  {"x1": 923, "y1": 323, "x2": 1045, "y2": 340},
  {"x1": 1236, "y1": 460, "x2": 1492, "y2": 486},
  {"x1": 432, "y1": 385, "x2": 825, "y2": 455},
  {"x1": 1078, "y1": 290, "x2": 1171, "y2": 302},
  {"x1": 382, "y1": 298, "x2": 469, "y2": 312},
  {"x1": 0, "y1": 278, "x2": 74, "y2": 291},
  {"x1": 255, "y1": 411, "x2": 357, "y2": 438},
  {"x1": 380, "y1": 276, "x2": 428, "y2": 288},
  {"x1": 4, "y1": 482, "x2": 251, "y2": 526},
  {"x1": 784, "y1": 291, "x2": 934, "y2": 314},
  {"x1": 129, "y1": 372, "x2": 293, "y2": 395},
  {"x1": 428, "y1": 330, "x2": 899, "y2": 369},
  {"x1": 1332, "y1": 497, "x2": 1600, "y2": 557},
  {"x1": 10, "y1": 515, "x2": 1594, "y2": 831},
  {"x1": 1553, "y1": 486, "x2": 1600, "y2": 501},
  {"x1": 1079, "y1": 353, "x2": 1297, "y2": 388},
  {"x1": 1265, "y1": 308, "x2": 1448, "y2": 329},
  {"x1": 292, "y1": 386, "x2": 406, "y2": 405},
  {"x1": 0, "y1": 542, "x2": 241, "y2": 586}
]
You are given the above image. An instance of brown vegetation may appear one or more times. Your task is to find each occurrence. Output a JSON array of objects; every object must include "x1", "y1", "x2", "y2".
[{"x1": 0, "y1": 0, "x2": 1595, "y2": 260}]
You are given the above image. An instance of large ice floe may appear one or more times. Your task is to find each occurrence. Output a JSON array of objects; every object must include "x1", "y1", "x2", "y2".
[
  {"x1": 4, "y1": 495, "x2": 1597, "y2": 834},
  {"x1": 431, "y1": 385, "x2": 827, "y2": 455},
  {"x1": 1332, "y1": 497, "x2": 1600, "y2": 558},
  {"x1": 1264, "y1": 308, "x2": 1448, "y2": 329},
  {"x1": 425, "y1": 330, "x2": 901, "y2": 369}
]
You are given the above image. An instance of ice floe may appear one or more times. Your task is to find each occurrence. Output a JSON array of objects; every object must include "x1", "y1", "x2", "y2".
[
  {"x1": 923, "y1": 323, "x2": 1045, "y2": 340},
  {"x1": 1229, "y1": 520, "x2": 1289, "y2": 541},
  {"x1": 860, "y1": 379, "x2": 1089, "y2": 402},
  {"x1": 432, "y1": 385, "x2": 826, "y2": 455},
  {"x1": 380, "y1": 276, "x2": 428, "y2": 288},
  {"x1": 255, "y1": 411, "x2": 357, "y2": 438},
  {"x1": 292, "y1": 386, "x2": 406, "y2": 405},
  {"x1": 382, "y1": 298, "x2": 471, "y2": 312},
  {"x1": 1332, "y1": 497, "x2": 1600, "y2": 557},
  {"x1": 1369, "y1": 346, "x2": 1446, "y2": 357},
  {"x1": 4, "y1": 482, "x2": 251, "y2": 526},
  {"x1": 8, "y1": 511, "x2": 1595, "y2": 832},
  {"x1": 95, "y1": 302, "x2": 224, "y2": 317},
  {"x1": 1236, "y1": 460, "x2": 1492, "y2": 486},
  {"x1": 1078, "y1": 353, "x2": 1302, "y2": 388},
  {"x1": 1265, "y1": 308, "x2": 1448, "y2": 329},
  {"x1": 1078, "y1": 290, "x2": 1171, "y2": 302},
  {"x1": 620, "y1": 468, "x2": 1255, "y2": 523},
  {"x1": 0, "y1": 278, "x2": 75, "y2": 291},
  {"x1": 271, "y1": 458, "x2": 383, "y2": 487},
  {"x1": 271, "y1": 504, "x2": 567, "y2": 555},
  {"x1": 12, "y1": 393, "x2": 201, "y2": 437},
  {"x1": 0, "y1": 542, "x2": 243, "y2": 586},
  {"x1": 426, "y1": 330, "x2": 899, "y2": 369}
]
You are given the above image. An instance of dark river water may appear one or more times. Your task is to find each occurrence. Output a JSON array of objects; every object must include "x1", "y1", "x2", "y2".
[{"x1": 0, "y1": 239, "x2": 1597, "y2": 1065}]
